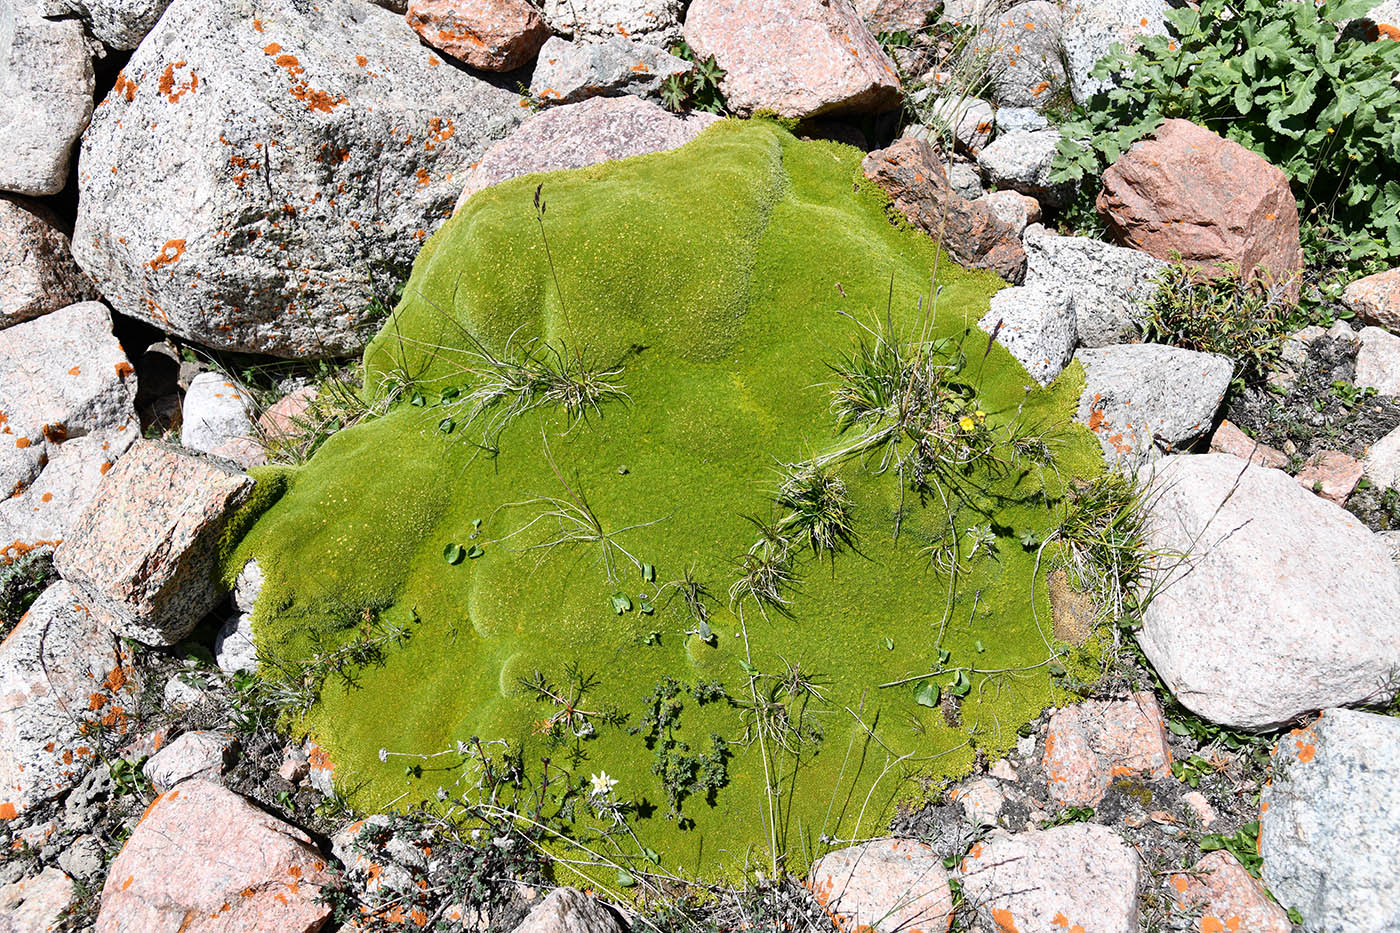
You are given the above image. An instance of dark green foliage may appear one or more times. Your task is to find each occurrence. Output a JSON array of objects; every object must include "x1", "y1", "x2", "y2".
[
  {"x1": 1142, "y1": 261, "x2": 1291, "y2": 385},
  {"x1": 1052, "y1": 0, "x2": 1400, "y2": 263},
  {"x1": 0, "y1": 550, "x2": 55, "y2": 638},
  {"x1": 775, "y1": 462, "x2": 855, "y2": 557},
  {"x1": 635, "y1": 677, "x2": 732, "y2": 819},
  {"x1": 661, "y1": 42, "x2": 727, "y2": 114},
  {"x1": 1201, "y1": 821, "x2": 1263, "y2": 877}
]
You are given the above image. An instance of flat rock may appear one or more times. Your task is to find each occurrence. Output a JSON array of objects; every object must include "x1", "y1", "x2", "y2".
[
  {"x1": 1364, "y1": 421, "x2": 1400, "y2": 489},
  {"x1": 215, "y1": 559, "x2": 262, "y2": 674},
  {"x1": 975, "y1": 189, "x2": 1040, "y2": 235},
  {"x1": 974, "y1": 2, "x2": 1066, "y2": 110},
  {"x1": 0, "y1": 581, "x2": 141, "y2": 820},
  {"x1": 181, "y1": 371, "x2": 255, "y2": 458},
  {"x1": 1167, "y1": 851, "x2": 1290, "y2": 933},
  {"x1": 0, "y1": 195, "x2": 95, "y2": 329},
  {"x1": 141, "y1": 731, "x2": 233, "y2": 792},
  {"x1": 1043, "y1": 691, "x2": 1171, "y2": 806},
  {"x1": 1022, "y1": 226, "x2": 1167, "y2": 346},
  {"x1": 1209, "y1": 419, "x2": 1288, "y2": 470},
  {"x1": 530, "y1": 35, "x2": 691, "y2": 105},
  {"x1": 1062, "y1": 0, "x2": 1167, "y2": 104},
  {"x1": 541, "y1": 0, "x2": 682, "y2": 45},
  {"x1": 406, "y1": 0, "x2": 549, "y2": 72},
  {"x1": 855, "y1": 0, "x2": 941, "y2": 32},
  {"x1": 330, "y1": 814, "x2": 425, "y2": 895},
  {"x1": 0, "y1": 4, "x2": 94, "y2": 196},
  {"x1": 1140, "y1": 454, "x2": 1400, "y2": 729},
  {"x1": 905, "y1": 95, "x2": 994, "y2": 153},
  {"x1": 458, "y1": 95, "x2": 717, "y2": 208},
  {"x1": 957, "y1": 823, "x2": 1139, "y2": 933},
  {"x1": 683, "y1": 0, "x2": 902, "y2": 119},
  {"x1": 96, "y1": 779, "x2": 333, "y2": 933},
  {"x1": 995, "y1": 105, "x2": 1049, "y2": 135},
  {"x1": 1354, "y1": 324, "x2": 1400, "y2": 395},
  {"x1": 1295, "y1": 449, "x2": 1363, "y2": 505},
  {"x1": 976, "y1": 129, "x2": 1068, "y2": 207},
  {"x1": 511, "y1": 887, "x2": 624, "y2": 933},
  {"x1": 980, "y1": 285, "x2": 1075, "y2": 385},
  {"x1": 1098, "y1": 119, "x2": 1303, "y2": 302},
  {"x1": 1261, "y1": 709, "x2": 1400, "y2": 932},
  {"x1": 1343, "y1": 267, "x2": 1400, "y2": 330},
  {"x1": 54, "y1": 440, "x2": 254, "y2": 646},
  {"x1": 0, "y1": 866, "x2": 77, "y2": 932},
  {"x1": 32, "y1": 0, "x2": 172, "y2": 49},
  {"x1": 71, "y1": 0, "x2": 522, "y2": 358},
  {"x1": 862, "y1": 137, "x2": 1027, "y2": 283},
  {"x1": 1075, "y1": 343, "x2": 1233, "y2": 462},
  {"x1": 807, "y1": 838, "x2": 954, "y2": 932},
  {"x1": 0, "y1": 301, "x2": 139, "y2": 558}
]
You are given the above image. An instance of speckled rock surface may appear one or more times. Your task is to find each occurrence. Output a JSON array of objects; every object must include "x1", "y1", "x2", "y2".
[
  {"x1": 1355, "y1": 325, "x2": 1400, "y2": 395},
  {"x1": 1075, "y1": 343, "x2": 1233, "y2": 462},
  {"x1": 1167, "y1": 851, "x2": 1291, "y2": 933},
  {"x1": 807, "y1": 838, "x2": 954, "y2": 933},
  {"x1": 683, "y1": 0, "x2": 902, "y2": 119},
  {"x1": 54, "y1": 440, "x2": 254, "y2": 646},
  {"x1": 530, "y1": 35, "x2": 691, "y2": 104},
  {"x1": 958, "y1": 823, "x2": 1139, "y2": 933},
  {"x1": 30, "y1": 0, "x2": 172, "y2": 49},
  {"x1": 1343, "y1": 267, "x2": 1400, "y2": 331},
  {"x1": 0, "y1": 866, "x2": 77, "y2": 932},
  {"x1": 0, "y1": 2, "x2": 94, "y2": 196},
  {"x1": 0, "y1": 581, "x2": 141, "y2": 819},
  {"x1": 96, "y1": 780, "x2": 333, "y2": 933},
  {"x1": 1021, "y1": 226, "x2": 1167, "y2": 347},
  {"x1": 141, "y1": 731, "x2": 234, "y2": 792},
  {"x1": 974, "y1": 1, "x2": 1067, "y2": 110},
  {"x1": 511, "y1": 887, "x2": 625, "y2": 933},
  {"x1": 0, "y1": 195, "x2": 95, "y2": 329},
  {"x1": 541, "y1": 0, "x2": 682, "y2": 45},
  {"x1": 1141, "y1": 454, "x2": 1400, "y2": 729},
  {"x1": 405, "y1": 0, "x2": 549, "y2": 72},
  {"x1": 71, "y1": 0, "x2": 522, "y2": 358},
  {"x1": 980, "y1": 285, "x2": 1076, "y2": 385},
  {"x1": 1261, "y1": 709, "x2": 1400, "y2": 932},
  {"x1": 1062, "y1": 0, "x2": 1167, "y2": 104},
  {"x1": 180, "y1": 371, "x2": 255, "y2": 458},
  {"x1": 456, "y1": 95, "x2": 718, "y2": 207},
  {"x1": 976, "y1": 128, "x2": 1069, "y2": 206},
  {"x1": 1043, "y1": 692, "x2": 1172, "y2": 806}
]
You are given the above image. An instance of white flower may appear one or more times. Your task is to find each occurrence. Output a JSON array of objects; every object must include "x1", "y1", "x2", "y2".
[
  {"x1": 589, "y1": 771, "x2": 618, "y2": 797},
  {"x1": 378, "y1": 747, "x2": 388, "y2": 763}
]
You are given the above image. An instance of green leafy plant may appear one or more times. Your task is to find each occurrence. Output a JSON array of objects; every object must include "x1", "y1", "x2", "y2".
[
  {"x1": 0, "y1": 549, "x2": 56, "y2": 637},
  {"x1": 1142, "y1": 260, "x2": 1291, "y2": 384},
  {"x1": 1201, "y1": 821, "x2": 1263, "y2": 877},
  {"x1": 1052, "y1": 0, "x2": 1400, "y2": 263},
  {"x1": 661, "y1": 43, "x2": 728, "y2": 114},
  {"x1": 635, "y1": 677, "x2": 731, "y2": 820}
]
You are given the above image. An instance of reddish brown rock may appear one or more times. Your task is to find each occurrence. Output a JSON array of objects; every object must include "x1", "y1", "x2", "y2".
[
  {"x1": 96, "y1": 780, "x2": 332, "y2": 933},
  {"x1": 258, "y1": 386, "x2": 319, "y2": 441},
  {"x1": 0, "y1": 195, "x2": 96, "y2": 330},
  {"x1": 1343, "y1": 267, "x2": 1400, "y2": 331},
  {"x1": 808, "y1": 838, "x2": 954, "y2": 933},
  {"x1": 1295, "y1": 449, "x2": 1363, "y2": 505},
  {"x1": 54, "y1": 440, "x2": 254, "y2": 646},
  {"x1": 1043, "y1": 691, "x2": 1172, "y2": 806},
  {"x1": 1167, "y1": 851, "x2": 1291, "y2": 933},
  {"x1": 684, "y1": 0, "x2": 902, "y2": 119},
  {"x1": 1209, "y1": 420, "x2": 1288, "y2": 470},
  {"x1": 405, "y1": 0, "x2": 549, "y2": 72},
  {"x1": 1098, "y1": 119, "x2": 1303, "y2": 301},
  {"x1": 862, "y1": 137, "x2": 1026, "y2": 282}
]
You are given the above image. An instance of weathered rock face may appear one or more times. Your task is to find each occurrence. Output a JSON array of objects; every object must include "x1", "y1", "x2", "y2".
[
  {"x1": 405, "y1": 0, "x2": 549, "y2": 72},
  {"x1": 0, "y1": 581, "x2": 141, "y2": 820},
  {"x1": 30, "y1": 0, "x2": 172, "y2": 49},
  {"x1": 1343, "y1": 266, "x2": 1400, "y2": 331},
  {"x1": 1062, "y1": 0, "x2": 1167, "y2": 104},
  {"x1": 1098, "y1": 119, "x2": 1303, "y2": 301},
  {"x1": 1141, "y1": 454, "x2": 1400, "y2": 729},
  {"x1": 854, "y1": 0, "x2": 941, "y2": 33},
  {"x1": 1168, "y1": 852, "x2": 1291, "y2": 933},
  {"x1": 1355, "y1": 324, "x2": 1400, "y2": 395},
  {"x1": 96, "y1": 780, "x2": 333, "y2": 933},
  {"x1": 1075, "y1": 343, "x2": 1233, "y2": 462},
  {"x1": 214, "y1": 559, "x2": 262, "y2": 674},
  {"x1": 0, "y1": 301, "x2": 139, "y2": 557},
  {"x1": 142, "y1": 730, "x2": 234, "y2": 792},
  {"x1": 456, "y1": 95, "x2": 718, "y2": 207},
  {"x1": 0, "y1": 195, "x2": 95, "y2": 329},
  {"x1": 0, "y1": 866, "x2": 78, "y2": 932},
  {"x1": 976, "y1": 128, "x2": 1069, "y2": 206},
  {"x1": 957, "y1": 824, "x2": 1140, "y2": 933},
  {"x1": 54, "y1": 440, "x2": 254, "y2": 646},
  {"x1": 0, "y1": 2, "x2": 94, "y2": 196},
  {"x1": 512, "y1": 887, "x2": 626, "y2": 933},
  {"x1": 542, "y1": 0, "x2": 682, "y2": 45},
  {"x1": 980, "y1": 285, "x2": 1075, "y2": 384},
  {"x1": 1210, "y1": 419, "x2": 1288, "y2": 470},
  {"x1": 180, "y1": 371, "x2": 255, "y2": 457},
  {"x1": 71, "y1": 0, "x2": 522, "y2": 359},
  {"x1": 861, "y1": 137, "x2": 1027, "y2": 283},
  {"x1": 683, "y1": 0, "x2": 901, "y2": 119},
  {"x1": 1261, "y1": 709, "x2": 1400, "y2": 933},
  {"x1": 530, "y1": 35, "x2": 691, "y2": 105},
  {"x1": 1021, "y1": 226, "x2": 1167, "y2": 347},
  {"x1": 976, "y1": 189, "x2": 1040, "y2": 235},
  {"x1": 807, "y1": 839, "x2": 954, "y2": 933},
  {"x1": 974, "y1": 1, "x2": 1067, "y2": 110},
  {"x1": 905, "y1": 96, "x2": 995, "y2": 154},
  {"x1": 1043, "y1": 692, "x2": 1172, "y2": 806},
  {"x1": 1295, "y1": 449, "x2": 1363, "y2": 505}
]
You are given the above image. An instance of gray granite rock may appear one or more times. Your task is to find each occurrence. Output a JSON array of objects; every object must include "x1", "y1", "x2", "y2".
[
  {"x1": 1062, "y1": 0, "x2": 1167, "y2": 104},
  {"x1": 0, "y1": 194, "x2": 95, "y2": 329},
  {"x1": 142, "y1": 731, "x2": 234, "y2": 792},
  {"x1": 1354, "y1": 325, "x2": 1400, "y2": 395},
  {"x1": 807, "y1": 839, "x2": 954, "y2": 933},
  {"x1": 974, "y1": 1, "x2": 1067, "y2": 110},
  {"x1": 542, "y1": 0, "x2": 682, "y2": 45},
  {"x1": 181, "y1": 371, "x2": 254, "y2": 457},
  {"x1": 976, "y1": 128, "x2": 1070, "y2": 207},
  {"x1": 1022, "y1": 226, "x2": 1167, "y2": 346},
  {"x1": 980, "y1": 284, "x2": 1076, "y2": 385},
  {"x1": 531, "y1": 35, "x2": 691, "y2": 105},
  {"x1": 1261, "y1": 708, "x2": 1400, "y2": 932},
  {"x1": 511, "y1": 887, "x2": 625, "y2": 933}
]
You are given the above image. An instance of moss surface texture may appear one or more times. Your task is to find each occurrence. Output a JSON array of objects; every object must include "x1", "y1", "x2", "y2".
[{"x1": 230, "y1": 120, "x2": 1105, "y2": 885}]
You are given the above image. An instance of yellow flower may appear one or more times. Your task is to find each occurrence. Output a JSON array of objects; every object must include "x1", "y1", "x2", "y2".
[
  {"x1": 959, "y1": 416, "x2": 975, "y2": 431},
  {"x1": 975, "y1": 409, "x2": 986, "y2": 422}
]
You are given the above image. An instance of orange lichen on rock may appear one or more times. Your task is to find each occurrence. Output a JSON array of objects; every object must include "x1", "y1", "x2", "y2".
[
  {"x1": 147, "y1": 239, "x2": 187, "y2": 272},
  {"x1": 158, "y1": 60, "x2": 199, "y2": 103}
]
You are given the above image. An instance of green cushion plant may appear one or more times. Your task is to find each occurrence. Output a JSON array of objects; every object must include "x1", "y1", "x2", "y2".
[{"x1": 227, "y1": 120, "x2": 1107, "y2": 887}]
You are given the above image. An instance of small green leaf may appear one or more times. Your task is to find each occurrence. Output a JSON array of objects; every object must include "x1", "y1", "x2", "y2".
[
  {"x1": 882, "y1": 637, "x2": 895, "y2": 650},
  {"x1": 442, "y1": 543, "x2": 464, "y2": 565},
  {"x1": 948, "y1": 670, "x2": 972, "y2": 697},
  {"x1": 616, "y1": 869, "x2": 637, "y2": 888},
  {"x1": 438, "y1": 417, "x2": 455, "y2": 434},
  {"x1": 697, "y1": 619, "x2": 713, "y2": 643},
  {"x1": 466, "y1": 544, "x2": 484, "y2": 559},
  {"x1": 639, "y1": 600, "x2": 655, "y2": 615},
  {"x1": 974, "y1": 639, "x2": 984, "y2": 653},
  {"x1": 938, "y1": 648, "x2": 951, "y2": 665},
  {"x1": 738, "y1": 659, "x2": 758, "y2": 677},
  {"x1": 913, "y1": 679, "x2": 941, "y2": 708},
  {"x1": 641, "y1": 562, "x2": 656, "y2": 582},
  {"x1": 610, "y1": 592, "x2": 632, "y2": 614},
  {"x1": 644, "y1": 847, "x2": 660, "y2": 865}
]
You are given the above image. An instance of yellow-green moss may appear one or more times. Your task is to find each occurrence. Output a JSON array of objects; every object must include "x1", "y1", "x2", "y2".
[{"x1": 229, "y1": 120, "x2": 1104, "y2": 886}]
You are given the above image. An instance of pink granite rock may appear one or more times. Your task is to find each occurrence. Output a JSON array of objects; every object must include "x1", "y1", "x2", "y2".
[
  {"x1": 1043, "y1": 691, "x2": 1172, "y2": 806},
  {"x1": 1167, "y1": 852, "x2": 1290, "y2": 933},
  {"x1": 808, "y1": 838, "x2": 954, "y2": 933},
  {"x1": 1209, "y1": 420, "x2": 1287, "y2": 470},
  {"x1": 1343, "y1": 267, "x2": 1400, "y2": 331},
  {"x1": 0, "y1": 195, "x2": 96, "y2": 330},
  {"x1": 1295, "y1": 449, "x2": 1363, "y2": 505},
  {"x1": 405, "y1": 0, "x2": 549, "y2": 72}
]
